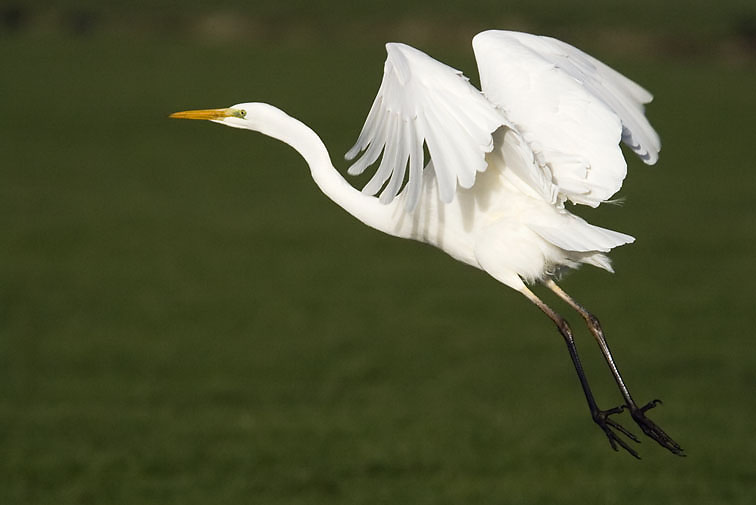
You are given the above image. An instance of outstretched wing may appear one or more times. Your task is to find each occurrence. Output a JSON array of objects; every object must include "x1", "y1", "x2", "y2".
[
  {"x1": 472, "y1": 30, "x2": 660, "y2": 207},
  {"x1": 345, "y1": 43, "x2": 506, "y2": 211}
]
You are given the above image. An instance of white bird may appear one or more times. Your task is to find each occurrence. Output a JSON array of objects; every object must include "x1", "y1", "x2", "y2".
[{"x1": 171, "y1": 30, "x2": 683, "y2": 458}]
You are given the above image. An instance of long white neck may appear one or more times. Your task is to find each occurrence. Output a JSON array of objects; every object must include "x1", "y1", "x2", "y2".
[{"x1": 240, "y1": 104, "x2": 396, "y2": 234}]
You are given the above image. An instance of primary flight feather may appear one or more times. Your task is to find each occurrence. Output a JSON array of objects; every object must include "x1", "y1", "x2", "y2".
[{"x1": 171, "y1": 30, "x2": 683, "y2": 459}]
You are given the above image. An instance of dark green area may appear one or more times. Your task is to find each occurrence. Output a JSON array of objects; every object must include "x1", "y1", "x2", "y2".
[{"x1": 3, "y1": 1, "x2": 756, "y2": 503}]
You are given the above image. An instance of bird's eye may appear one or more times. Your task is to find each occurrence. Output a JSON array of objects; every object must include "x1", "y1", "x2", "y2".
[{"x1": 239, "y1": 109, "x2": 247, "y2": 118}]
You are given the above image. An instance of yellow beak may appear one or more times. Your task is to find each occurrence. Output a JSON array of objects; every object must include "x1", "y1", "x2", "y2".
[{"x1": 169, "y1": 108, "x2": 244, "y2": 120}]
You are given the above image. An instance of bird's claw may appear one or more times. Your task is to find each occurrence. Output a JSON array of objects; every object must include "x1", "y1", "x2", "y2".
[
  {"x1": 628, "y1": 399, "x2": 685, "y2": 456},
  {"x1": 593, "y1": 399, "x2": 685, "y2": 458},
  {"x1": 593, "y1": 405, "x2": 641, "y2": 459},
  {"x1": 640, "y1": 398, "x2": 662, "y2": 412}
]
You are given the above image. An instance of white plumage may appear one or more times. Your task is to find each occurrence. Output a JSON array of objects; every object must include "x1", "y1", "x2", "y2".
[
  {"x1": 345, "y1": 42, "x2": 504, "y2": 207},
  {"x1": 472, "y1": 31, "x2": 659, "y2": 205},
  {"x1": 343, "y1": 30, "x2": 651, "y2": 290},
  {"x1": 171, "y1": 30, "x2": 684, "y2": 458}
]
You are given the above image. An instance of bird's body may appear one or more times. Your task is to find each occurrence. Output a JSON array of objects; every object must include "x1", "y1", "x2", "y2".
[
  {"x1": 171, "y1": 30, "x2": 683, "y2": 458},
  {"x1": 375, "y1": 128, "x2": 633, "y2": 289}
]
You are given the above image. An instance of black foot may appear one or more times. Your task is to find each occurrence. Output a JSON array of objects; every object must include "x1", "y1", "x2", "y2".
[
  {"x1": 593, "y1": 405, "x2": 642, "y2": 459},
  {"x1": 629, "y1": 399, "x2": 685, "y2": 456}
]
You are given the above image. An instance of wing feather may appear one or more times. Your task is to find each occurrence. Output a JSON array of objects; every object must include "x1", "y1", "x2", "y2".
[
  {"x1": 347, "y1": 107, "x2": 388, "y2": 176},
  {"x1": 380, "y1": 115, "x2": 411, "y2": 203},
  {"x1": 346, "y1": 42, "x2": 505, "y2": 210},
  {"x1": 406, "y1": 123, "x2": 424, "y2": 209},
  {"x1": 363, "y1": 113, "x2": 400, "y2": 196},
  {"x1": 472, "y1": 30, "x2": 660, "y2": 207}
]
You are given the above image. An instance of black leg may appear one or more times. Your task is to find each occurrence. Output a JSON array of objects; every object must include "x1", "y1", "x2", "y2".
[
  {"x1": 520, "y1": 286, "x2": 642, "y2": 458},
  {"x1": 544, "y1": 279, "x2": 685, "y2": 457}
]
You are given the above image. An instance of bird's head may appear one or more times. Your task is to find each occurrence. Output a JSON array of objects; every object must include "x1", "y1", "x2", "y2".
[{"x1": 170, "y1": 102, "x2": 285, "y2": 131}]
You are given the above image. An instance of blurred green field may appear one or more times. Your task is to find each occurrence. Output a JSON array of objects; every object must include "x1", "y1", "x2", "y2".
[{"x1": 3, "y1": 2, "x2": 756, "y2": 504}]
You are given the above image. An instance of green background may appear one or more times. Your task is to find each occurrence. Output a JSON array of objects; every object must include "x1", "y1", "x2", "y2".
[{"x1": 3, "y1": 1, "x2": 756, "y2": 503}]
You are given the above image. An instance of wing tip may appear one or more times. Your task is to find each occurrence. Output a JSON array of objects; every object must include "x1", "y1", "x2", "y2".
[{"x1": 345, "y1": 144, "x2": 361, "y2": 161}]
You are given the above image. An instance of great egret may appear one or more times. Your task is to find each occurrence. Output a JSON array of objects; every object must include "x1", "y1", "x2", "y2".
[{"x1": 171, "y1": 30, "x2": 683, "y2": 458}]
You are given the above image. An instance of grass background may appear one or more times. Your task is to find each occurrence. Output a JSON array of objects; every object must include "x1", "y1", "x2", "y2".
[{"x1": 3, "y1": 1, "x2": 756, "y2": 503}]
